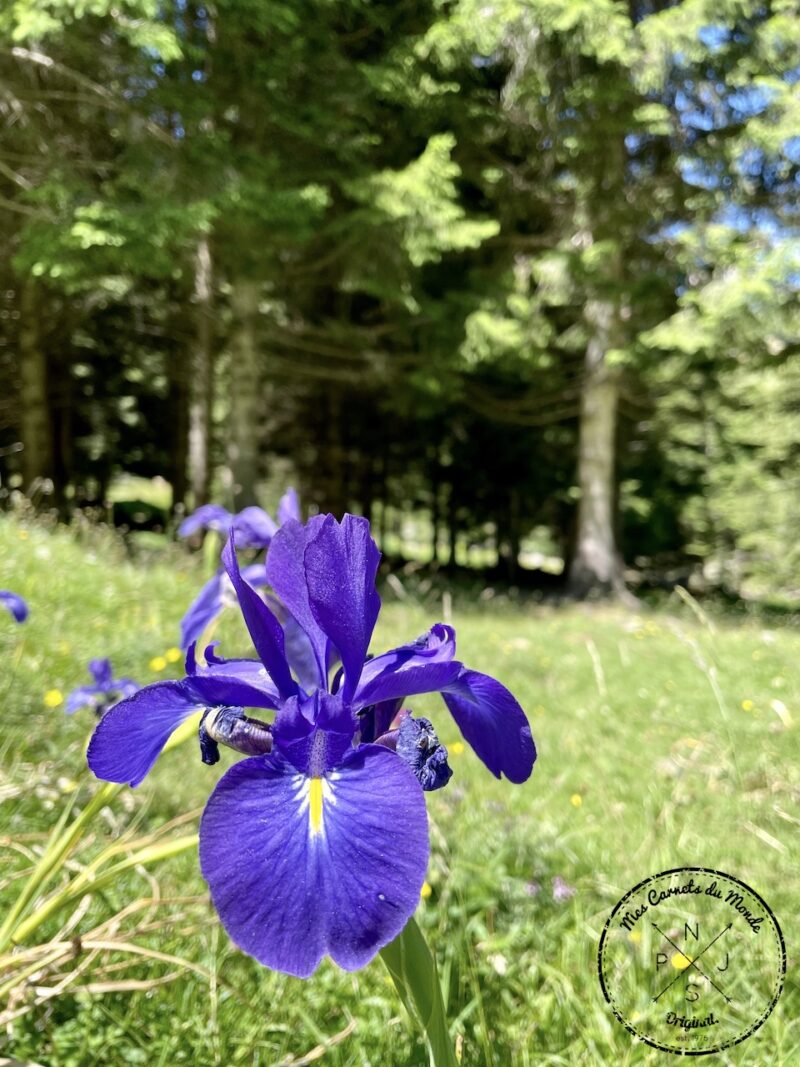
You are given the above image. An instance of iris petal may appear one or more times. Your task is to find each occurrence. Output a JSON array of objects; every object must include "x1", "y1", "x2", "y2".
[
  {"x1": 180, "y1": 572, "x2": 225, "y2": 651},
  {"x1": 265, "y1": 516, "x2": 330, "y2": 687},
  {"x1": 0, "y1": 591, "x2": 28, "y2": 623},
  {"x1": 442, "y1": 669, "x2": 536, "y2": 783},
  {"x1": 222, "y1": 534, "x2": 296, "y2": 700},
  {"x1": 277, "y1": 487, "x2": 301, "y2": 526},
  {"x1": 191, "y1": 651, "x2": 280, "y2": 707},
  {"x1": 178, "y1": 504, "x2": 233, "y2": 539},
  {"x1": 303, "y1": 515, "x2": 381, "y2": 702},
  {"x1": 231, "y1": 507, "x2": 277, "y2": 549},
  {"x1": 87, "y1": 681, "x2": 204, "y2": 786},
  {"x1": 352, "y1": 624, "x2": 459, "y2": 709},
  {"x1": 199, "y1": 745, "x2": 429, "y2": 978}
]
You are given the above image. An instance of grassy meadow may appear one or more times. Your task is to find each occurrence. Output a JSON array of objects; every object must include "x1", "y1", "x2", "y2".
[{"x1": 1, "y1": 515, "x2": 798, "y2": 1066}]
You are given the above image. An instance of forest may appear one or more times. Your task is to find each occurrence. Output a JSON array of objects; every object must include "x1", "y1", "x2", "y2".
[{"x1": 1, "y1": 0, "x2": 798, "y2": 600}]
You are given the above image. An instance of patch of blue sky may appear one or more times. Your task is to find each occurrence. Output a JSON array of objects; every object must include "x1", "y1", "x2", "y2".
[{"x1": 697, "y1": 25, "x2": 730, "y2": 52}]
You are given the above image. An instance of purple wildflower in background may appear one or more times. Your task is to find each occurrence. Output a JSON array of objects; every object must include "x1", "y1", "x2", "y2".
[
  {"x1": 1, "y1": 591, "x2": 28, "y2": 623},
  {"x1": 178, "y1": 488, "x2": 301, "y2": 650},
  {"x1": 552, "y1": 876, "x2": 576, "y2": 902},
  {"x1": 87, "y1": 514, "x2": 535, "y2": 977},
  {"x1": 66, "y1": 658, "x2": 138, "y2": 717}
]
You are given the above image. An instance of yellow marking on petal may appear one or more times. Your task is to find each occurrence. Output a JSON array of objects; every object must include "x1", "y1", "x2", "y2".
[
  {"x1": 309, "y1": 776, "x2": 324, "y2": 836},
  {"x1": 671, "y1": 952, "x2": 692, "y2": 970}
]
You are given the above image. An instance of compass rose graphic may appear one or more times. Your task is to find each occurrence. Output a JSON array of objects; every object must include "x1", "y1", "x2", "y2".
[{"x1": 598, "y1": 867, "x2": 785, "y2": 1055}]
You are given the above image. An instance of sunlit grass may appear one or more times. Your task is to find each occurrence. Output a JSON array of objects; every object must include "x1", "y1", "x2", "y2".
[{"x1": 1, "y1": 515, "x2": 798, "y2": 1065}]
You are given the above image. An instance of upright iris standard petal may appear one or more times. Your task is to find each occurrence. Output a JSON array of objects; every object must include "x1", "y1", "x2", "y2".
[
  {"x1": 89, "y1": 658, "x2": 114, "y2": 688},
  {"x1": 283, "y1": 615, "x2": 323, "y2": 692},
  {"x1": 303, "y1": 515, "x2": 381, "y2": 702},
  {"x1": 87, "y1": 681, "x2": 205, "y2": 787},
  {"x1": 442, "y1": 669, "x2": 536, "y2": 784},
  {"x1": 265, "y1": 516, "x2": 330, "y2": 687},
  {"x1": 1, "y1": 591, "x2": 28, "y2": 623},
  {"x1": 277, "y1": 487, "x2": 301, "y2": 526},
  {"x1": 178, "y1": 504, "x2": 233, "y2": 539},
  {"x1": 221, "y1": 534, "x2": 297, "y2": 700},
  {"x1": 352, "y1": 624, "x2": 460, "y2": 709},
  {"x1": 199, "y1": 745, "x2": 429, "y2": 978}
]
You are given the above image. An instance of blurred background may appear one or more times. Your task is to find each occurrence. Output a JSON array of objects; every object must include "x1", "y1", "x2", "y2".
[{"x1": 1, "y1": 0, "x2": 798, "y2": 602}]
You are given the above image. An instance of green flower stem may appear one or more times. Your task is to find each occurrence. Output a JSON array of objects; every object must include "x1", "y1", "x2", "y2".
[{"x1": 379, "y1": 917, "x2": 458, "y2": 1067}]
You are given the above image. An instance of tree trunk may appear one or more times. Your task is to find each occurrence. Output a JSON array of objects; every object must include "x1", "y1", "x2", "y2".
[
  {"x1": 18, "y1": 279, "x2": 55, "y2": 500},
  {"x1": 447, "y1": 483, "x2": 458, "y2": 568},
  {"x1": 430, "y1": 457, "x2": 441, "y2": 565},
  {"x1": 188, "y1": 236, "x2": 215, "y2": 506},
  {"x1": 568, "y1": 298, "x2": 625, "y2": 597},
  {"x1": 227, "y1": 278, "x2": 262, "y2": 508},
  {"x1": 168, "y1": 324, "x2": 190, "y2": 513}
]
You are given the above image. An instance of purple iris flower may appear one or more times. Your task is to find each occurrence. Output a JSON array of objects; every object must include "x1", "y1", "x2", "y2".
[
  {"x1": 87, "y1": 514, "x2": 535, "y2": 978},
  {"x1": 1, "y1": 591, "x2": 28, "y2": 623},
  {"x1": 66, "y1": 658, "x2": 138, "y2": 717},
  {"x1": 178, "y1": 488, "x2": 301, "y2": 649}
]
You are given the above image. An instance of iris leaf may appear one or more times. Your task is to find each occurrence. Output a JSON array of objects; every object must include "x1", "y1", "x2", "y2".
[{"x1": 379, "y1": 916, "x2": 458, "y2": 1067}]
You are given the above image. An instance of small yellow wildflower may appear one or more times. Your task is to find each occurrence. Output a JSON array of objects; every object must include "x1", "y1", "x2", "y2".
[
  {"x1": 150, "y1": 656, "x2": 167, "y2": 672},
  {"x1": 741, "y1": 699, "x2": 754, "y2": 712},
  {"x1": 534, "y1": 704, "x2": 546, "y2": 716},
  {"x1": 165, "y1": 647, "x2": 182, "y2": 663},
  {"x1": 18, "y1": 530, "x2": 29, "y2": 541},
  {"x1": 671, "y1": 952, "x2": 692, "y2": 970},
  {"x1": 629, "y1": 930, "x2": 642, "y2": 944},
  {"x1": 450, "y1": 741, "x2": 465, "y2": 756},
  {"x1": 570, "y1": 793, "x2": 583, "y2": 808},
  {"x1": 420, "y1": 881, "x2": 432, "y2": 900},
  {"x1": 44, "y1": 689, "x2": 63, "y2": 708},
  {"x1": 57, "y1": 640, "x2": 72, "y2": 655}
]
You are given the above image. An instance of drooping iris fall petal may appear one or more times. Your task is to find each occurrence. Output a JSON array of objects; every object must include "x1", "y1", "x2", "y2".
[
  {"x1": 87, "y1": 681, "x2": 206, "y2": 787},
  {"x1": 443, "y1": 668, "x2": 536, "y2": 783},
  {"x1": 199, "y1": 744, "x2": 429, "y2": 978},
  {"x1": 0, "y1": 591, "x2": 28, "y2": 623}
]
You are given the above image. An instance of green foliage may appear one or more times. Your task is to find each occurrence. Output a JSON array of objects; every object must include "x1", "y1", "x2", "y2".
[
  {"x1": 1, "y1": 0, "x2": 799, "y2": 596},
  {"x1": 3, "y1": 517, "x2": 800, "y2": 1063},
  {"x1": 359, "y1": 134, "x2": 500, "y2": 267}
]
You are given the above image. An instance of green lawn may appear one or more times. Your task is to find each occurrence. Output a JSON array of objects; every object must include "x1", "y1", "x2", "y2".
[{"x1": 1, "y1": 515, "x2": 798, "y2": 1066}]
